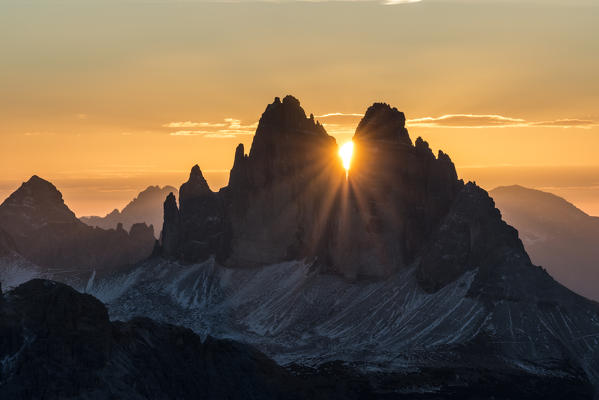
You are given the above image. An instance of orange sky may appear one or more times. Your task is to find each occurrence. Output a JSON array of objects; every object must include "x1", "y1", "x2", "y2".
[{"x1": 1, "y1": 0, "x2": 598, "y2": 216}]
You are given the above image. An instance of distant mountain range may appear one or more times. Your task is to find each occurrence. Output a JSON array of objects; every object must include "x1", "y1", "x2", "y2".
[
  {"x1": 491, "y1": 185, "x2": 599, "y2": 302},
  {"x1": 0, "y1": 176, "x2": 155, "y2": 279},
  {"x1": 1, "y1": 96, "x2": 598, "y2": 398},
  {"x1": 81, "y1": 185, "x2": 177, "y2": 237}
]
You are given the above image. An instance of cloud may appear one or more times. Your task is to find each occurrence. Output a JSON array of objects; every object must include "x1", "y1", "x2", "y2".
[
  {"x1": 23, "y1": 131, "x2": 55, "y2": 136},
  {"x1": 169, "y1": 130, "x2": 207, "y2": 136},
  {"x1": 163, "y1": 121, "x2": 227, "y2": 128},
  {"x1": 317, "y1": 113, "x2": 365, "y2": 118},
  {"x1": 167, "y1": 118, "x2": 257, "y2": 138},
  {"x1": 316, "y1": 113, "x2": 364, "y2": 135},
  {"x1": 408, "y1": 114, "x2": 526, "y2": 128},
  {"x1": 383, "y1": 0, "x2": 422, "y2": 4},
  {"x1": 204, "y1": 133, "x2": 237, "y2": 138},
  {"x1": 408, "y1": 114, "x2": 598, "y2": 129},
  {"x1": 168, "y1": 113, "x2": 597, "y2": 138},
  {"x1": 530, "y1": 119, "x2": 597, "y2": 128}
]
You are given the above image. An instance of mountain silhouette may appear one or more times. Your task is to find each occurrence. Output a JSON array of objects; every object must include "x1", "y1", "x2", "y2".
[
  {"x1": 81, "y1": 185, "x2": 177, "y2": 237},
  {"x1": 490, "y1": 185, "x2": 599, "y2": 301},
  {"x1": 2, "y1": 97, "x2": 599, "y2": 398},
  {"x1": 160, "y1": 96, "x2": 525, "y2": 292},
  {"x1": 104, "y1": 96, "x2": 598, "y2": 396},
  {"x1": 0, "y1": 176, "x2": 156, "y2": 275}
]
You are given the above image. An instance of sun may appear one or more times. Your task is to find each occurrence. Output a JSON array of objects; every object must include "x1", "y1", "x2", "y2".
[{"x1": 338, "y1": 141, "x2": 354, "y2": 176}]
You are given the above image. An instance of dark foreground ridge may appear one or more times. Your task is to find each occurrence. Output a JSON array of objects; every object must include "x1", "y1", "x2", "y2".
[
  {"x1": 0, "y1": 279, "x2": 593, "y2": 400},
  {"x1": 0, "y1": 279, "x2": 306, "y2": 399}
]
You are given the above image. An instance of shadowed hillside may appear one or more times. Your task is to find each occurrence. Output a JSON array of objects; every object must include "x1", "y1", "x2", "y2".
[{"x1": 491, "y1": 185, "x2": 599, "y2": 302}]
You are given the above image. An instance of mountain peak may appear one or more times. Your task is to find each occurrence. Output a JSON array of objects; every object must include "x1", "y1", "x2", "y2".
[
  {"x1": 255, "y1": 95, "x2": 327, "y2": 140},
  {"x1": 22, "y1": 175, "x2": 63, "y2": 198},
  {"x1": 282, "y1": 94, "x2": 300, "y2": 107},
  {"x1": 179, "y1": 165, "x2": 212, "y2": 204},
  {"x1": 354, "y1": 102, "x2": 411, "y2": 145},
  {"x1": 0, "y1": 175, "x2": 77, "y2": 225},
  {"x1": 241, "y1": 95, "x2": 337, "y2": 188}
]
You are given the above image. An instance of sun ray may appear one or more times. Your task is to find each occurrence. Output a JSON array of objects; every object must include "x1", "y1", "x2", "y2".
[{"x1": 338, "y1": 141, "x2": 354, "y2": 179}]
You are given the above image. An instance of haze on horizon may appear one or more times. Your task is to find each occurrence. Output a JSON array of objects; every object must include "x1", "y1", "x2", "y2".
[{"x1": 1, "y1": 0, "x2": 598, "y2": 216}]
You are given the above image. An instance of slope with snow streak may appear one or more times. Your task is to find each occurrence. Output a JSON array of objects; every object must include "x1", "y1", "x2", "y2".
[
  {"x1": 86, "y1": 259, "x2": 599, "y2": 387},
  {"x1": 0, "y1": 256, "x2": 46, "y2": 290}
]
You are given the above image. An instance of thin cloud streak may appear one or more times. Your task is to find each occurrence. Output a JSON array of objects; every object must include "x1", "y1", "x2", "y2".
[
  {"x1": 316, "y1": 113, "x2": 365, "y2": 118},
  {"x1": 384, "y1": 0, "x2": 422, "y2": 4},
  {"x1": 168, "y1": 113, "x2": 597, "y2": 139},
  {"x1": 163, "y1": 121, "x2": 227, "y2": 128},
  {"x1": 316, "y1": 112, "x2": 598, "y2": 130},
  {"x1": 166, "y1": 118, "x2": 257, "y2": 138},
  {"x1": 409, "y1": 115, "x2": 598, "y2": 129}
]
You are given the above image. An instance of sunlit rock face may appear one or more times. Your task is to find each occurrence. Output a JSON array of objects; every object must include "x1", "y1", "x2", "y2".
[
  {"x1": 161, "y1": 96, "x2": 534, "y2": 292},
  {"x1": 0, "y1": 176, "x2": 155, "y2": 273}
]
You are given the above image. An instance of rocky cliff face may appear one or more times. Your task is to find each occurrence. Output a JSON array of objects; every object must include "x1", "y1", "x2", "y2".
[
  {"x1": 162, "y1": 165, "x2": 226, "y2": 263},
  {"x1": 0, "y1": 176, "x2": 155, "y2": 274},
  {"x1": 222, "y1": 96, "x2": 343, "y2": 267},
  {"x1": 0, "y1": 228, "x2": 17, "y2": 258},
  {"x1": 331, "y1": 104, "x2": 463, "y2": 279}
]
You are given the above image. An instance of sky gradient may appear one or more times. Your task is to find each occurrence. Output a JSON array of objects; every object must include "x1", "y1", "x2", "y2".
[{"x1": 1, "y1": 0, "x2": 598, "y2": 216}]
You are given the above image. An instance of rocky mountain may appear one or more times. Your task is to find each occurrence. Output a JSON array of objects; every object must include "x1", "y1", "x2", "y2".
[
  {"x1": 162, "y1": 96, "x2": 342, "y2": 266},
  {"x1": 490, "y1": 185, "x2": 599, "y2": 301},
  {"x1": 0, "y1": 228, "x2": 17, "y2": 258},
  {"x1": 81, "y1": 185, "x2": 177, "y2": 236},
  {"x1": 0, "y1": 176, "x2": 155, "y2": 275},
  {"x1": 89, "y1": 96, "x2": 598, "y2": 397},
  {"x1": 159, "y1": 96, "x2": 525, "y2": 289},
  {"x1": 161, "y1": 96, "x2": 463, "y2": 282},
  {"x1": 3, "y1": 96, "x2": 599, "y2": 398}
]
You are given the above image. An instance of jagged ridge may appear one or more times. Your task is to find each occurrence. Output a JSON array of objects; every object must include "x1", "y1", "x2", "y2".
[{"x1": 81, "y1": 185, "x2": 177, "y2": 236}]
